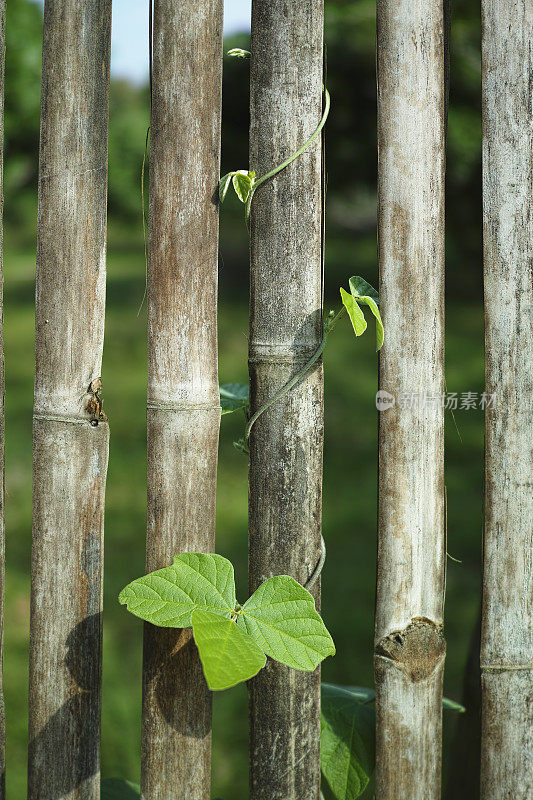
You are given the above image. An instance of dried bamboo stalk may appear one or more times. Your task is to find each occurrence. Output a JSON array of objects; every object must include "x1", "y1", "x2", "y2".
[
  {"x1": 480, "y1": 2, "x2": 532, "y2": 797},
  {"x1": 0, "y1": 4, "x2": 4, "y2": 797},
  {"x1": 28, "y1": 2, "x2": 111, "y2": 799},
  {"x1": 248, "y1": 2, "x2": 324, "y2": 799},
  {"x1": 141, "y1": 2, "x2": 223, "y2": 799},
  {"x1": 375, "y1": 1, "x2": 446, "y2": 798}
]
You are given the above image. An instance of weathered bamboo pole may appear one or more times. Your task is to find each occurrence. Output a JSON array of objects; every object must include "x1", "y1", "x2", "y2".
[
  {"x1": 0, "y1": 4, "x2": 5, "y2": 797},
  {"x1": 374, "y1": 2, "x2": 446, "y2": 798},
  {"x1": 248, "y1": 3, "x2": 324, "y2": 799},
  {"x1": 28, "y1": 2, "x2": 111, "y2": 799},
  {"x1": 480, "y1": 2, "x2": 532, "y2": 797},
  {"x1": 141, "y1": 2, "x2": 223, "y2": 798}
]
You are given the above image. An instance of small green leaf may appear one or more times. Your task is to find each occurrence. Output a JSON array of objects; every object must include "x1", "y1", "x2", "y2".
[
  {"x1": 348, "y1": 276, "x2": 384, "y2": 351},
  {"x1": 443, "y1": 697, "x2": 466, "y2": 713},
  {"x1": 192, "y1": 609, "x2": 266, "y2": 691},
  {"x1": 237, "y1": 575, "x2": 335, "y2": 670},
  {"x1": 340, "y1": 287, "x2": 367, "y2": 337},
  {"x1": 220, "y1": 383, "x2": 249, "y2": 415},
  {"x1": 348, "y1": 277, "x2": 379, "y2": 304},
  {"x1": 118, "y1": 553, "x2": 236, "y2": 628},
  {"x1": 101, "y1": 779, "x2": 140, "y2": 800},
  {"x1": 219, "y1": 172, "x2": 235, "y2": 203},
  {"x1": 321, "y1": 683, "x2": 375, "y2": 800},
  {"x1": 227, "y1": 48, "x2": 251, "y2": 58},
  {"x1": 232, "y1": 170, "x2": 255, "y2": 203}
]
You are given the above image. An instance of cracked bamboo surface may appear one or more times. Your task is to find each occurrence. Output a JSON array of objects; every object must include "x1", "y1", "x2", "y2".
[
  {"x1": 248, "y1": 2, "x2": 324, "y2": 799},
  {"x1": 481, "y1": 2, "x2": 532, "y2": 797},
  {"x1": 28, "y1": 2, "x2": 111, "y2": 799},
  {"x1": 375, "y1": 2, "x2": 446, "y2": 798},
  {"x1": 141, "y1": 2, "x2": 223, "y2": 799},
  {"x1": 0, "y1": 5, "x2": 4, "y2": 797}
]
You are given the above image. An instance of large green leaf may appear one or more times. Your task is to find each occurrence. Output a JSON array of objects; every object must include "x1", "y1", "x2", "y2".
[
  {"x1": 348, "y1": 276, "x2": 384, "y2": 351},
  {"x1": 320, "y1": 682, "x2": 464, "y2": 800},
  {"x1": 321, "y1": 683, "x2": 375, "y2": 800},
  {"x1": 101, "y1": 779, "x2": 140, "y2": 800},
  {"x1": 120, "y1": 554, "x2": 335, "y2": 691},
  {"x1": 192, "y1": 609, "x2": 266, "y2": 691},
  {"x1": 220, "y1": 382, "x2": 249, "y2": 415},
  {"x1": 118, "y1": 553, "x2": 236, "y2": 628},
  {"x1": 237, "y1": 575, "x2": 335, "y2": 670}
]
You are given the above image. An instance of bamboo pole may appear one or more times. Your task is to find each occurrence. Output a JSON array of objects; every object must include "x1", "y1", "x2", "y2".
[
  {"x1": 28, "y1": 2, "x2": 111, "y2": 799},
  {"x1": 248, "y1": 3, "x2": 324, "y2": 799},
  {"x1": 141, "y1": 2, "x2": 223, "y2": 798},
  {"x1": 374, "y1": 2, "x2": 446, "y2": 798},
  {"x1": 480, "y1": 2, "x2": 532, "y2": 797},
  {"x1": 0, "y1": 4, "x2": 5, "y2": 797}
]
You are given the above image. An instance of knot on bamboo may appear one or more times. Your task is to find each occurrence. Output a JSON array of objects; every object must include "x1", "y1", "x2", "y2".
[
  {"x1": 375, "y1": 617, "x2": 446, "y2": 682},
  {"x1": 84, "y1": 378, "x2": 107, "y2": 427}
]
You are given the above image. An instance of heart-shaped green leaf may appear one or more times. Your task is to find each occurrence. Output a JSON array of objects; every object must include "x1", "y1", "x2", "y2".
[
  {"x1": 220, "y1": 383, "x2": 249, "y2": 415},
  {"x1": 321, "y1": 683, "x2": 375, "y2": 800},
  {"x1": 192, "y1": 609, "x2": 266, "y2": 691},
  {"x1": 237, "y1": 575, "x2": 335, "y2": 670},
  {"x1": 340, "y1": 287, "x2": 367, "y2": 337},
  {"x1": 118, "y1": 553, "x2": 236, "y2": 628},
  {"x1": 232, "y1": 170, "x2": 255, "y2": 203},
  {"x1": 120, "y1": 555, "x2": 335, "y2": 692},
  {"x1": 219, "y1": 172, "x2": 235, "y2": 203},
  {"x1": 348, "y1": 276, "x2": 384, "y2": 351}
]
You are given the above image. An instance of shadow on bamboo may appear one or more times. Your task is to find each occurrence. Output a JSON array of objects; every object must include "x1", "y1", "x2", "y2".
[{"x1": 28, "y1": 614, "x2": 102, "y2": 799}]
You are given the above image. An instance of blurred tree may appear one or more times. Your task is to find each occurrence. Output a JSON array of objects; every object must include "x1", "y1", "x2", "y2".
[
  {"x1": 4, "y1": 0, "x2": 42, "y2": 225},
  {"x1": 107, "y1": 80, "x2": 149, "y2": 221},
  {"x1": 4, "y1": 0, "x2": 150, "y2": 228}
]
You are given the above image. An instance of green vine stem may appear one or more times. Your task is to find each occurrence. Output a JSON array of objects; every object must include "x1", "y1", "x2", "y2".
[
  {"x1": 245, "y1": 304, "x2": 346, "y2": 440},
  {"x1": 244, "y1": 88, "x2": 331, "y2": 225}
]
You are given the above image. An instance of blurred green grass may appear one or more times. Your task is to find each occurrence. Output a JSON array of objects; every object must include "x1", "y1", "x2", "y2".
[{"x1": 3, "y1": 228, "x2": 483, "y2": 799}]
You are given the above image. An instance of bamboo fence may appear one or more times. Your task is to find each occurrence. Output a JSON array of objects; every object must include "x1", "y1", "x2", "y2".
[
  {"x1": 374, "y1": 1, "x2": 446, "y2": 798},
  {"x1": 141, "y1": 1, "x2": 223, "y2": 798},
  {"x1": 248, "y1": 2, "x2": 325, "y2": 799},
  {"x1": 0, "y1": 2, "x2": 525, "y2": 799}
]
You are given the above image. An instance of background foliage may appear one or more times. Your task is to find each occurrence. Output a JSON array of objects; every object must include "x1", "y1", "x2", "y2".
[{"x1": 4, "y1": 0, "x2": 483, "y2": 797}]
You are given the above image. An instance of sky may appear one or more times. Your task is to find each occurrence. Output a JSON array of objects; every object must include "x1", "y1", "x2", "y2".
[{"x1": 31, "y1": 0, "x2": 252, "y2": 85}]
